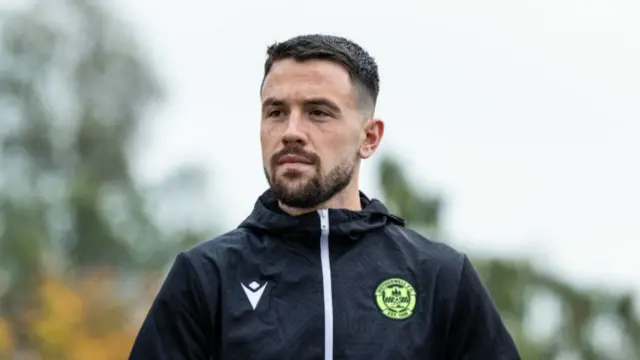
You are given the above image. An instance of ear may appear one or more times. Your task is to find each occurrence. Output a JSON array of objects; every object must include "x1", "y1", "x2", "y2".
[{"x1": 358, "y1": 118, "x2": 384, "y2": 159}]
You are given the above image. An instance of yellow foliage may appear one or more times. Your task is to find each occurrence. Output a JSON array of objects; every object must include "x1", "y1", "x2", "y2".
[
  {"x1": 28, "y1": 276, "x2": 85, "y2": 355},
  {"x1": 0, "y1": 317, "x2": 14, "y2": 357},
  {"x1": 24, "y1": 270, "x2": 145, "y2": 360}
]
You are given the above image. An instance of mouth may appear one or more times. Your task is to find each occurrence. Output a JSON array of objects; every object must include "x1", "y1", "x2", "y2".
[{"x1": 277, "y1": 154, "x2": 313, "y2": 165}]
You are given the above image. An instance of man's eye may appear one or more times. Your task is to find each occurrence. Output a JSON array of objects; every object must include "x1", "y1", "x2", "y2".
[
  {"x1": 310, "y1": 109, "x2": 330, "y2": 118},
  {"x1": 267, "y1": 110, "x2": 283, "y2": 117}
]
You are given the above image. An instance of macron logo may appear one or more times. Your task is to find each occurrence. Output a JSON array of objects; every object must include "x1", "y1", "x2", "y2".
[{"x1": 241, "y1": 281, "x2": 268, "y2": 310}]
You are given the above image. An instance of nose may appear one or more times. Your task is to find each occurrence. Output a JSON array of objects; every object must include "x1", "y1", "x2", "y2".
[{"x1": 281, "y1": 112, "x2": 307, "y2": 146}]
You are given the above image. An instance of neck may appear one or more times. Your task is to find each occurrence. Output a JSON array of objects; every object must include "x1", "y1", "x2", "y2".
[{"x1": 278, "y1": 177, "x2": 362, "y2": 216}]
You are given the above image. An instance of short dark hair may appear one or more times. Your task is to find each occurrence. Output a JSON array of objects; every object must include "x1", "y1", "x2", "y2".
[{"x1": 262, "y1": 34, "x2": 380, "y2": 112}]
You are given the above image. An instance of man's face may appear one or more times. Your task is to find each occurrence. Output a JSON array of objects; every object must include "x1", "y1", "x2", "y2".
[{"x1": 260, "y1": 59, "x2": 367, "y2": 209}]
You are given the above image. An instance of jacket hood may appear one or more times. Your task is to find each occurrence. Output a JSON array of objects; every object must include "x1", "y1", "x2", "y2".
[{"x1": 238, "y1": 189, "x2": 405, "y2": 240}]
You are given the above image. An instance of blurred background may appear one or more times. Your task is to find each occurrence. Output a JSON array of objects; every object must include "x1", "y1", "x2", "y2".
[{"x1": 0, "y1": 0, "x2": 638, "y2": 359}]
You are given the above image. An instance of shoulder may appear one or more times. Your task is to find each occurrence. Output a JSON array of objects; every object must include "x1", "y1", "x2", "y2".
[
  {"x1": 382, "y1": 225, "x2": 486, "y2": 308},
  {"x1": 172, "y1": 228, "x2": 256, "y2": 280},
  {"x1": 185, "y1": 227, "x2": 252, "y2": 253},
  {"x1": 384, "y1": 224, "x2": 467, "y2": 271},
  {"x1": 381, "y1": 224, "x2": 473, "y2": 298},
  {"x1": 180, "y1": 228, "x2": 256, "y2": 265}
]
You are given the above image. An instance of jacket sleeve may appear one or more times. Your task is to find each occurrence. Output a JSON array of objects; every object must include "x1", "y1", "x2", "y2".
[
  {"x1": 128, "y1": 252, "x2": 217, "y2": 360},
  {"x1": 445, "y1": 255, "x2": 521, "y2": 360}
]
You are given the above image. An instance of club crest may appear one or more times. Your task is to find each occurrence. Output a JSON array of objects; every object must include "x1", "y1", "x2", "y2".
[{"x1": 374, "y1": 278, "x2": 416, "y2": 320}]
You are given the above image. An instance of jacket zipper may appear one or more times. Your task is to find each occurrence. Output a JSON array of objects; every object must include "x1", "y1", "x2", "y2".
[{"x1": 318, "y1": 209, "x2": 333, "y2": 360}]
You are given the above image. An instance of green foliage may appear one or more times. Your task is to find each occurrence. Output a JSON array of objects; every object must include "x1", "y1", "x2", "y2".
[
  {"x1": 378, "y1": 156, "x2": 441, "y2": 236},
  {"x1": 376, "y1": 154, "x2": 640, "y2": 359},
  {"x1": 0, "y1": 0, "x2": 212, "y2": 354}
]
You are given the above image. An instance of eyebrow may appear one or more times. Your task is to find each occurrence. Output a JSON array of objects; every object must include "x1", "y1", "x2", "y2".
[
  {"x1": 261, "y1": 97, "x2": 342, "y2": 114},
  {"x1": 261, "y1": 97, "x2": 285, "y2": 110}
]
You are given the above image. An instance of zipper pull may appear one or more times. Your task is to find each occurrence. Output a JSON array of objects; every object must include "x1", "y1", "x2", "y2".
[{"x1": 319, "y1": 209, "x2": 329, "y2": 230}]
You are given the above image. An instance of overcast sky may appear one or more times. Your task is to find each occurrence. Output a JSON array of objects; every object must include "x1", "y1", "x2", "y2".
[{"x1": 112, "y1": 0, "x2": 639, "y2": 295}]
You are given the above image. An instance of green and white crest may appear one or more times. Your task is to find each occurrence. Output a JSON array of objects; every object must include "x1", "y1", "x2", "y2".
[{"x1": 374, "y1": 278, "x2": 416, "y2": 320}]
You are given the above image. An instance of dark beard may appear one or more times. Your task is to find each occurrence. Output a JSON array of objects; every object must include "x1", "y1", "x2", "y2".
[{"x1": 264, "y1": 157, "x2": 356, "y2": 209}]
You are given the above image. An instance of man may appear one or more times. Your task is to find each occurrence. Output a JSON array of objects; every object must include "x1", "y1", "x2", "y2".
[{"x1": 128, "y1": 34, "x2": 520, "y2": 359}]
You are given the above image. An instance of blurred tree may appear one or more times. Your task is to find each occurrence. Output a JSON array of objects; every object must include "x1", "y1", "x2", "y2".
[
  {"x1": 0, "y1": 0, "x2": 212, "y2": 356},
  {"x1": 378, "y1": 155, "x2": 640, "y2": 360},
  {"x1": 24, "y1": 272, "x2": 146, "y2": 360},
  {"x1": 0, "y1": 316, "x2": 13, "y2": 358}
]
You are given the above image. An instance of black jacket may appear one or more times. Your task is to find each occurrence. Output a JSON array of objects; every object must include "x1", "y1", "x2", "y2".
[{"x1": 129, "y1": 190, "x2": 520, "y2": 359}]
